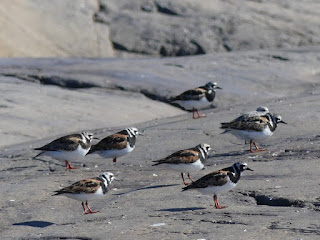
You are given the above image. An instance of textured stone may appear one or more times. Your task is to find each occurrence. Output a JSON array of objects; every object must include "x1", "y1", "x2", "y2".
[
  {"x1": 99, "y1": 0, "x2": 320, "y2": 56},
  {"x1": 0, "y1": 0, "x2": 114, "y2": 57}
]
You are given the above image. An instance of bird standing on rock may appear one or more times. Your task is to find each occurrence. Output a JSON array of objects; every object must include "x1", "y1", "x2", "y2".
[
  {"x1": 152, "y1": 143, "x2": 212, "y2": 185},
  {"x1": 182, "y1": 162, "x2": 253, "y2": 209},
  {"x1": 170, "y1": 82, "x2": 222, "y2": 119},
  {"x1": 53, "y1": 172, "x2": 115, "y2": 214},
  {"x1": 220, "y1": 109, "x2": 286, "y2": 153},
  {"x1": 34, "y1": 132, "x2": 96, "y2": 170},
  {"x1": 86, "y1": 127, "x2": 141, "y2": 163}
]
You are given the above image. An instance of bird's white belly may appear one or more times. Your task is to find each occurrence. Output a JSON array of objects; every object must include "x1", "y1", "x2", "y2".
[
  {"x1": 98, "y1": 144, "x2": 134, "y2": 158},
  {"x1": 197, "y1": 180, "x2": 237, "y2": 196},
  {"x1": 229, "y1": 127, "x2": 273, "y2": 142},
  {"x1": 164, "y1": 159, "x2": 204, "y2": 173},
  {"x1": 63, "y1": 187, "x2": 104, "y2": 202},
  {"x1": 173, "y1": 97, "x2": 210, "y2": 110},
  {"x1": 46, "y1": 145, "x2": 89, "y2": 161}
]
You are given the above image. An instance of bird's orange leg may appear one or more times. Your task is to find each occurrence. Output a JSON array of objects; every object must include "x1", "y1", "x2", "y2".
[
  {"x1": 214, "y1": 195, "x2": 226, "y2": 209},
  {"x1": 192, "y1": 110, "x2": 198, "y2": 119},
  {"x1": 187, "y1": 173, "x2": 194, "y2": 183},
  {"x1": 83, "y1": 201, "x2": 99, "y2": 214},
  {"x1": 249, "y1": 140, "x2": 266, "y2": 153},
  {"x1": 193, "y1": 109, "x2": 206, "y2": 119},
  {"x1": 65, "y1": 161, "x2": 79, "y2": 170},
  {"x1": 181, "y1": 173, "x2": 190, "y2": 185},
  {"x1": 82, "y1": 202, "x2": 86, "y2": 213}
]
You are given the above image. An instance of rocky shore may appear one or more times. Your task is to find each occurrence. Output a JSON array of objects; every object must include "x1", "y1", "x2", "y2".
[{"x1": 1, "y1": 47, "x2": 320, "y2": 239}]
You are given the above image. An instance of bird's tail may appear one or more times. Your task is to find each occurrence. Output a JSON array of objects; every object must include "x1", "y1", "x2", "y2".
[
  {"x1": 220, "y1": 129, "x2": 230, "y2": 135},
  {"x1": 52, "y1": 191, "x2": 61, "y2": 196},
  {"x1": 151, "y1": 160, "x2": 162, "y2": 166},
  {"x1": 220, "y1": 122, "x2": 230, "y2": 129},
  {"x1": 33, "y1": 151, "x2": 44, "y2": 159}
]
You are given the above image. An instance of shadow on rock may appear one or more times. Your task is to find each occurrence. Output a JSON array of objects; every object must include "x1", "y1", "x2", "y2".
[
  {"x1": 158, "y1": 207, "x2": 206, "y2": 212},
  {"x1": 13, "y1": 220, "x2": 54, "y2": 228},
  {"x1": 113, "y1": 184, "x2": 180, "y2": 196}
]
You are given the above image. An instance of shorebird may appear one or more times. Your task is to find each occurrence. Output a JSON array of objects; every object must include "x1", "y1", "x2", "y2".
[
  {"x1": 220, "y1": 110, "x2": 286, "y2": 153},
  {"x1": 232, "y1": 106, "x2": 269, "y2": 122},
  {"x1": 53, "y1": 172, "x2": 115, "y2": 214},
  {"x1": 34, "y1": 132, "x2": 96, "y2": 170},
  {"x1": 182, "y1": 162, "x2": 253, "y2": 209},
  {"x1": 87, "y1": 127, "x2": 141, "y2": 163},
  {"x1": 170, "y1": 82, "x2": 222, "y2": 119},
  {"x1": 152, "y1": 143, "x2": 212, "y2": 185}
]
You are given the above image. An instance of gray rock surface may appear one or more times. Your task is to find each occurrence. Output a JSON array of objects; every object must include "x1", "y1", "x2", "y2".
[
  {"x1": 0, "y1": 75, "x2": 183, "y2": 147},
  {"x1": 1, "y1": 0, "x2": 320, "y2": 58},
  {"x1": 0, "y1": 0, "x2": 114, "y2": 57},
  {"x1": 0, "y1": 47, "x2": 320, "y2": 239},
  {"x1": 1, "y1": 47, "x2": 319, "y2": 146},
  {"x1": 100, "y1": 0, "x2": 320, "y2": 56}
]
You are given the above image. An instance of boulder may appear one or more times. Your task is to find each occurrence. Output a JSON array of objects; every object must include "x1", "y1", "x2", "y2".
[
  {"x1": 98, "y1": 0, "x2": 320, "y2": 56},
  {"x1": 0, "y1": 0, "x2": 114, "y2": 57}
]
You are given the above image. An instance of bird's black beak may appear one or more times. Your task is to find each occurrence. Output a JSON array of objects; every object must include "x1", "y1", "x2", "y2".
[
  {"x1": 93, "y1": 137, "x2": 100, "y2": 140},
  {"x1": 246, "y1": 167, "x2": 254, "y2": 171},
  {"x1": 216, "y1": 86, "x2": 222, "y2": 90},
  {"x1": 279, "y1": 120, "x2": 287, "y2": 124}
]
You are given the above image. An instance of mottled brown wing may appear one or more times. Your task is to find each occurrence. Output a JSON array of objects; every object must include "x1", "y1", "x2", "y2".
[
  {"x1": 35, "y1": 134, "x2": 81, "y2": 151},
  {"x1": 55, "y1": 178, "x2": 101, "y2": 195},
  {"x1": 172, "y1": 88, "x2": 206, "y2": 101},
  {"x1": 221, "y1": 115, "x2": 268, "y2": 132},
  {"x1": 156, "y1": 149, "x2": 199, "y2": 164},
  {"x1": 186, "y1": 170, "x2": 229, "y2": 189},
  {"x1": 90, "y1": 133, "x2": 127, "y2": 151}
]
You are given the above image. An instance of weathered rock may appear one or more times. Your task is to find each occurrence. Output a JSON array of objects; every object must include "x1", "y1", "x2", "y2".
[
  {"x1": 1, "y1": 0, "x2": 319, "y2": 58},
  {"x1": 1, "y1": 47, "x2": 320, "y2": 238},
  {"x1": 99, "y1": 0, "x2": 320, "y2": 56},
  {"x1": 0, "y1": 0, "x2": 114, "y2": 57},
  {"x1": 1, "y1": 88, "x2": 320, "y2": 239},
  {"x1": 0, "y1": 46, "x2": 319, "y2": 146}
]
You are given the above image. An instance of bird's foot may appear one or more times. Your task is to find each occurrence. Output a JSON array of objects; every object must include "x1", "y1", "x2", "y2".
[
  {"x1": 84, "y1": 210, "x2": 99, "y2": 215},
  {"x1": 193, "y1": 114, "x2": 206, "y2": 119},
  {"x1": 65, "y1": 161, "x2": 79, "y2": 170},
  {"x1": 215, "y1": 205, "x2": 227, "y2": 209},
  {"x1": 250, "y1": 148, "x2": 266, "y2": 153}
]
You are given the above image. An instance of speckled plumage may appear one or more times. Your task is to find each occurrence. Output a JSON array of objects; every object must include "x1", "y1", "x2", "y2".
[
  {"x1": 221, "y1": 110, "x2": 286, "y2": 152},
  {"x1": 34, "y1": 132, "x2": 95, "y2": 169},
  {"x1": 87, "y1": 127, "x2": 140, "y2": 162},
  {"x1": 183, "y1": 162, "x2": 253, "y2": 209},
  {"x1": 171, "y1": 82, "x2": 221, "y2": 119},
  {"x1": 54, "y1": 172, "x2": 114, "y2": 214},
  {"x1": 152, "y1": 143, "x2": 211, "y2": 185}
]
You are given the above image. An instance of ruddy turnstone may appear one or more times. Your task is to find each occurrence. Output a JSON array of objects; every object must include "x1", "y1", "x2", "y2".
[
  {"x1": 170, "y1": 82, "x2": 222, "y2": 119},
  {"x1": 152, "y1": 143, "x2": 212, "y2": 185},
  {"x1": 34, "y1": 132, "x2": 96, "y2": 170},
  {"x1": 53, "y1": 172, "x2": 115, "y2": 214},
  {"x1": 221, "y1": 111, "x2": 286, "y2": 152},
  {"x1": 182, "y1": 162, "x2": 253, "y2": 209},
  {"x1": 235, "y1": 106, "x2": 269, "y2": 121},
  {"x1": 87, "y1": 127, "x2": 141, "y2": 163}
]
